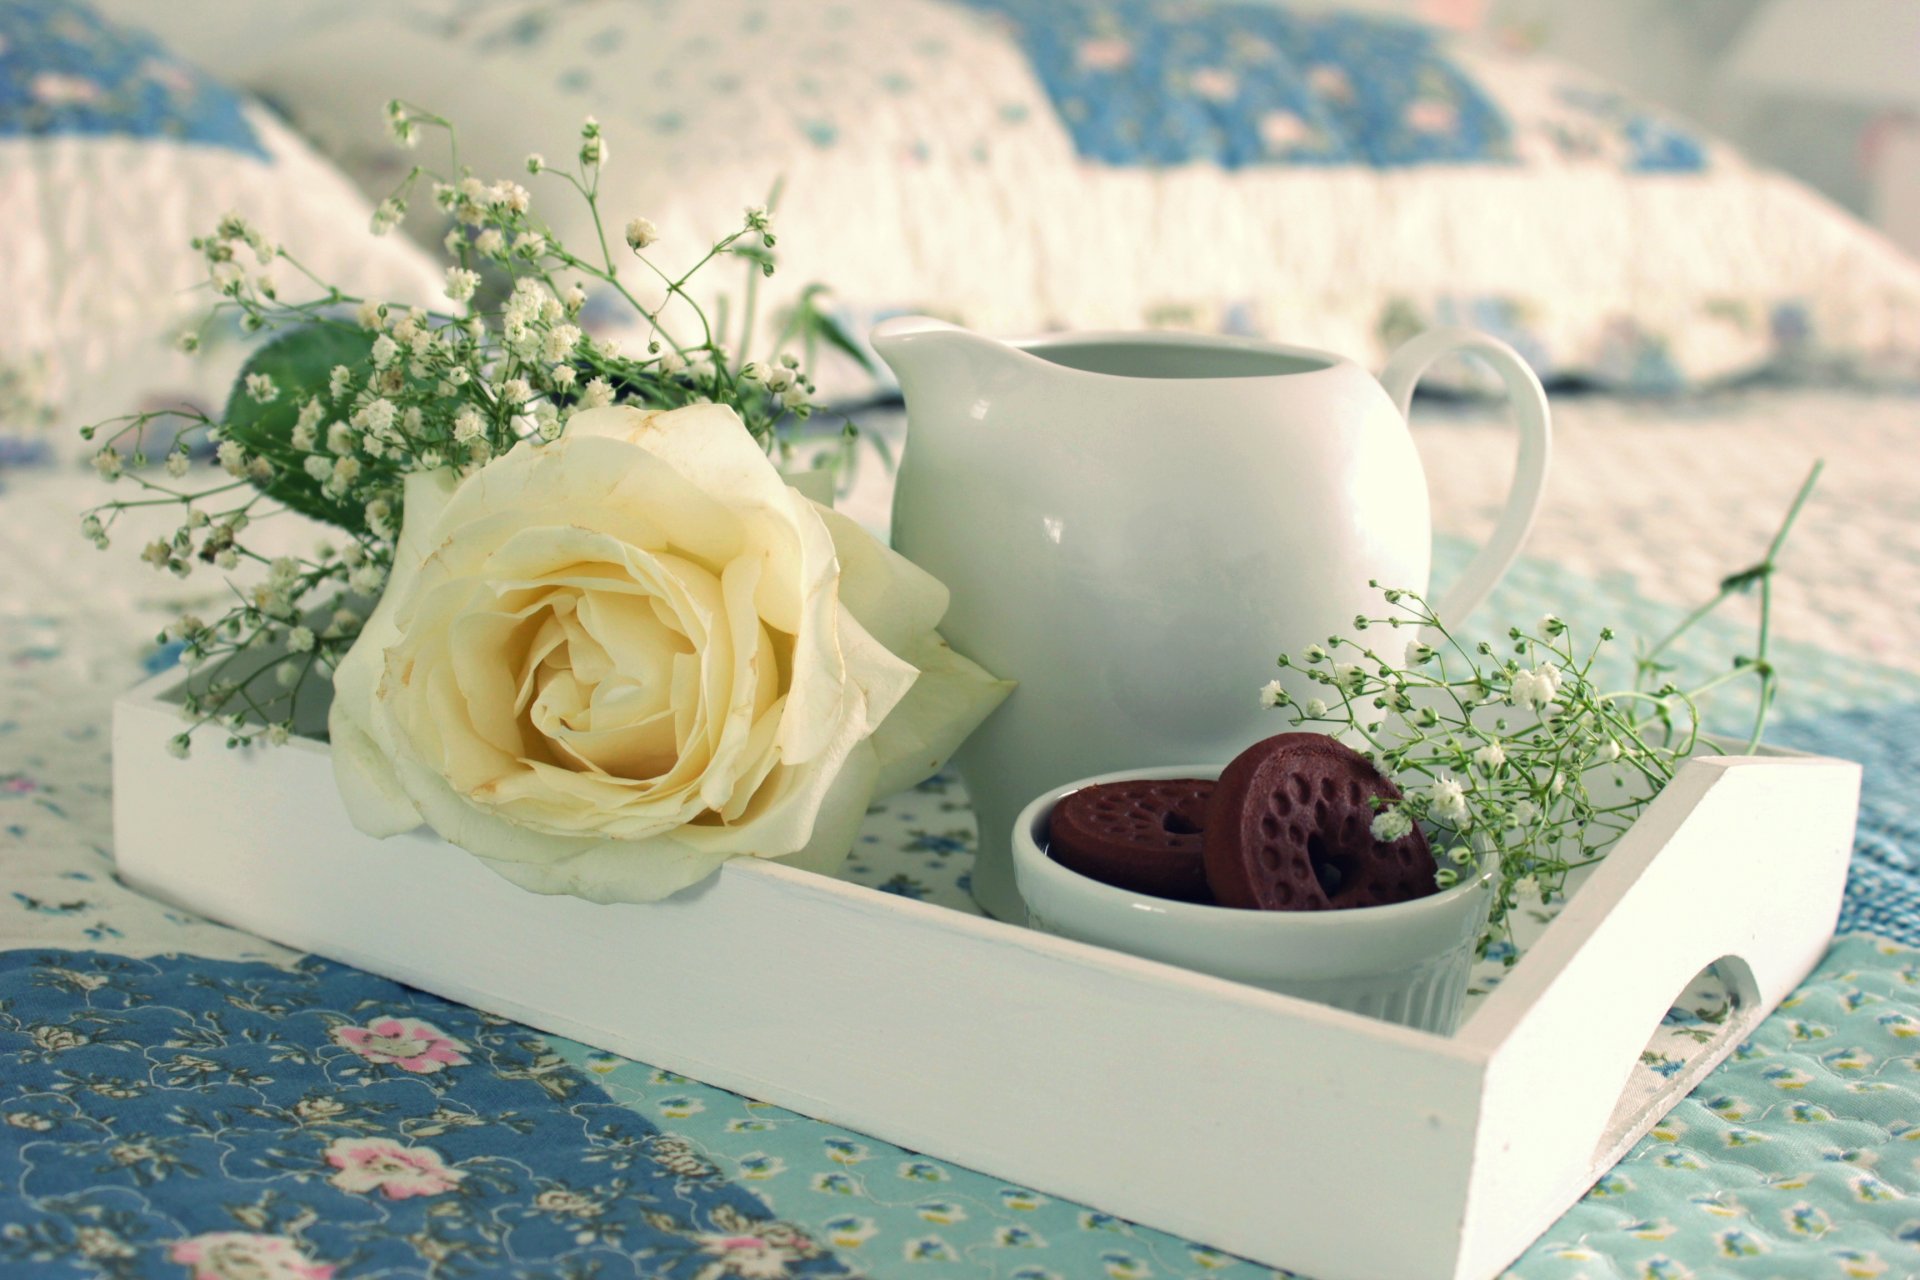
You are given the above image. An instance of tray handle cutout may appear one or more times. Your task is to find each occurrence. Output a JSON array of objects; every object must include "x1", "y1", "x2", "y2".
[{"x1": 1590, "y1": 953, "x2": 1762, "y2": 1169}]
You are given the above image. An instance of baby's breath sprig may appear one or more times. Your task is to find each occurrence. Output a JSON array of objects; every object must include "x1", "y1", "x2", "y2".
[
  {"x1": 83, "y1": 104, "x2": 869, "y2": 758},
  {"x1": 1259, "y1": 463, "x2": 1822, "y2": 953}
]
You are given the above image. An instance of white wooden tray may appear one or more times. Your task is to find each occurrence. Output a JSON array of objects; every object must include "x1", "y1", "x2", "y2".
[{"x1": 110, "y1": 670, "x2": 1861, "y2": 1280}]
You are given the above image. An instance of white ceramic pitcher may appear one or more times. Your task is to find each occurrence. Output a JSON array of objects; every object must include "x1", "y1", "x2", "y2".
[{"x1": 872, "y1": 318, "x2": 1551, "y2": 922}]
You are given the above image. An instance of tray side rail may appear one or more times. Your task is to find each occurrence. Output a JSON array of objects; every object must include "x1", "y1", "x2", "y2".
[{"x1": 1452, "y1": 752, "x2": 1861, "y2": 1280}]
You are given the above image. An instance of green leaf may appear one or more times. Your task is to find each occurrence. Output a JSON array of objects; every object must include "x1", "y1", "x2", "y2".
[
  {"x1": 221, "y1": 324, "x2": 375, "y2": 535},
  {"x1": 793, "y1": 285, "x2": 878, "y2": 376}
]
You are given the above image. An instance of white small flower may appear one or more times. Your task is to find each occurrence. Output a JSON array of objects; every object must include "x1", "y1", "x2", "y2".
[
  {"x1": 1304, "y1": 698, "x2": 1329, "y2": 718},
  {"x1": 329, "y1": 456, "x2": 362, "y2": 490},
  {"x1": 1258, "y1": 679, "x2": 1288, "y2": 709},
  {"x1": 1599, "y1": 738, "x2": 1621, "y2": 762},
  {"x1": 267, "y1": 724, "x2": 291, "y2": 746},
  {"x1": 288, "y1": 626, "x2": 316, "y2": 653},
  {"x1": 452, "y1": 405, "x2": 484, "y2": 442},
  {"x1": 763, "y1": 366, "x2": 795, "y2": 393},
  {"x1": 166, "y1": 735, "x2": 191, "y2": 760},
  {"x1": 549, "y1": 363, "x2": 577, "y2": 389},
  {"x1": 492, "y1": 180, "x2": 530, "y2": 213},
  {"x1": 502, "y1": 377, "x2": 533, "y2": 405},
  {"x1": 358, "y1": 399, "x2": 396, "y2": 434},
  {"x1": 276, "y1": 661, "x2": 302, "y2": 688},
  {"x1": 1332, "y1": 662, "x2": 1365, "y2": 692},
  {"x1": 656, "y1": 350, "x2": 686, "y2": 376},
  {"x1": 744, "y1": 204, "x2": 773, "y2": 233},
  {"x1": 304, "y1": 456, "x2": 333, "y2": 481},
  {"x1": 245, "y1": 372, "x2": 278, "y2": 404},
  {"x1": 1425, "y1": 774, "x2": 1470, "y2": 828},
  {"x1": 348, "y1": 562, "x2": 387, "y2": 594},
  {"x1": 370, "y1": 334, "x2": 399, "y2": 368},
  {"x1": 1539, "y1": 613, "x2": 1565, "y2": 636},
  {"x1": 1407, "y1": 642, "x2": 1437, "y2": 665},
  {"x1": 543, "y1": 324, "x2": 582, "y2": 363},
  {"x1": 581, "y1": 377, "x2": 614, "y2": 410},
  {"x1": 141, "y1": 540, "x2": 171, "y2": 569},
  {"x1": 1512, "y1": 875, "x2": 1542, "y2": 902},
  {"x1": 1508, "y1": 798, "x2": 1538, "y2": 828},
  {"x1": 329, "y1": 365, "x2": 353, "y2": 400},
  {"x1": 290, "y1": 423, "x2": 316, "y2": 451},
  {"x1": 1303, "y1": 644, "x2": 1329, "y2": 664},
  {"x1": 525, "y1": 152, "x2": 544, "y2": 173},
  {"x1": 176, "y1": 329, "x2": 201, "y2": 354},
  {"x1": 511, "y1": 231, "x2": 546, "y2": 258},
  {"x1": 624, "y1": 216, "x2": 659, "y2": 250},
  {"x1": 444, "y1": 267, "x2": 481, "y2": 303},
  {"x1": 370, "y1": 198, "x2": 405, "y2": 235},
  {"x1": 216, "y1": 441, "x2": 246, "y2": 476},
  {"x1": 474, "y1": 228, "x2": 506, "y2": 258},
  {"x1": 165, "y1": 451, "x2": 190, "y2": 479},
  {"x1": 1511, "y1": 664, "x2": 1561, "y2": 711},
  {"x1": 1472, "y1": 740, "x2": 1506, "y2": 772},
  {"x1": 1370, "y1": 807, "x2": 1413, "y2": 842},
  {"x1": 327, "y1": 423, "x2": 356, "y2": 455}
]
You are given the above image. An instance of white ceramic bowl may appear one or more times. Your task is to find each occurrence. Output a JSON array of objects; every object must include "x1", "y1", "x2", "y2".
[{"x1": 1011, "y1": 765, "x2": 1497, "y2": 1034}]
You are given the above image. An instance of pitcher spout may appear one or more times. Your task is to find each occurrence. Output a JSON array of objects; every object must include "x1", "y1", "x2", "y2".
[{"x1": 871, "y1": 315, "x2": 1021, "y2": 411}]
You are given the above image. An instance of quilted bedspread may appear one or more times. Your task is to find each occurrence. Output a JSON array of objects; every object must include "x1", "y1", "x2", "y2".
[{"x1": 4, "y1": 386, "x2": 1920, "y2": 1279}]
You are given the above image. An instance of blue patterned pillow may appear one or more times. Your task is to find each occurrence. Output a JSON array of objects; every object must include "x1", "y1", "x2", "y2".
[
  {"x1": 0, "y1": 0, "x2": 439, "y2": 465},
  {"x1": 0, "y1": 2, "x2": 265, "y2": 158},
  {"x1": 90, "y1": 0, "x2": 1920, "y2": 398}
]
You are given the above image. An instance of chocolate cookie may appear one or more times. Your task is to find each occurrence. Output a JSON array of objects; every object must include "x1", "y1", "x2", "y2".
[
  {"x1": 1203, "y1": 733, "x2": 1435, "y2": 911},
  {"x1": 1047, "y1": 778, "x2": 1216, "y2": 903}
]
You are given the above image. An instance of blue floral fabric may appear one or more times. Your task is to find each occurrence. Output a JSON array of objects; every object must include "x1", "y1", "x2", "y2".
[
  {"x1": 0, "y1": 1, "x2": 266, "y2": 160},
  {"x1": 0, "y1": 950, "x2": 851, "y2": 1279},
  {"x1": 955, "y1": 0, "x2": 1515, "y2": 168},
  {"x1": 1521, "y1": 934, "x2": 1920, "y2": 1279},
  {"x1": 1774, "y1": 704, "x2": 1920, "y2": 949}
]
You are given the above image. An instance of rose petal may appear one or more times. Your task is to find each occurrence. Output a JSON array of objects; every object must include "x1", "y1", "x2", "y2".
[
  {"x1": 815, "y1": 505, "x2": 950, "y2": 655},
  {"x1": 769, "y1": 740, "x2": 880, "y2": 876},
  {"x1": 477, "y1": 834, "x2": 735, "y2": 903},
  {"x1": 869, "y1": 633, "x2": 1014, "y2": 797},
  {"x1": 327, "y1": 467, "x2": 459, "y2": 836},
  {"x1": 761, "y1": 489, "x2": 846, "y2": 765},
  {"x1": 330, "y1": 712, "x2": 420, "y2": 836}
]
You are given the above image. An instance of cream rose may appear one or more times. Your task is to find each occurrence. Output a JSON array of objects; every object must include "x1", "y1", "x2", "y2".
[{"x1": 328, "y1": 403, "x2": 1009, "y2": 902}]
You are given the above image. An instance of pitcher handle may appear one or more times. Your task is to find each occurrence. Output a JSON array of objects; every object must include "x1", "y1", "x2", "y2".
[{"x1": 1379, "y1": 327, "x2": 1552, "y2": 629}]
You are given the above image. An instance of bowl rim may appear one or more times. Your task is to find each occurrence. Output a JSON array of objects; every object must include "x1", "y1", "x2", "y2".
[{"x1": 1010, "y1": 762, "x2": 1496, "y2": 932}]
